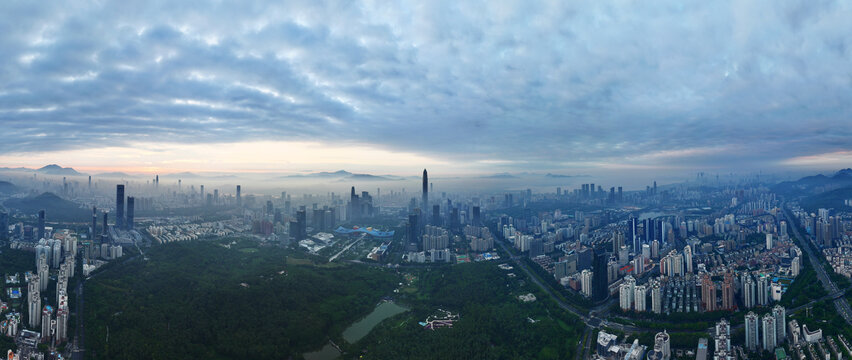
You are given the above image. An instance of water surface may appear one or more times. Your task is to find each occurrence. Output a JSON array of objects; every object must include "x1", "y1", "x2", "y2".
[{"x1": 342, "y1": 301, "x2": 409, "y2": 343}]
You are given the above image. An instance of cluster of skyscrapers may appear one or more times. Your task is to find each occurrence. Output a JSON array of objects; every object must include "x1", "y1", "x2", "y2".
[
  {"x1": 27, "y1": 234, "x2": 76, "y2": 346},
  {"x1": 113, "y1": 184, "x2": 135, "y2": 231},
  {"x1": 743, "y1": 306, "x2": 787, "y2": 353}
]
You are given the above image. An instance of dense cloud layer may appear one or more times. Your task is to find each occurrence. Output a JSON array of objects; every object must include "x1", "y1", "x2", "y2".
[{"x1": 1, "y1": 1, "x2": 851, "y2": 171}]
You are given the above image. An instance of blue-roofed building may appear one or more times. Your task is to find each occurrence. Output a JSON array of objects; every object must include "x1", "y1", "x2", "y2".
[
  {"x1": 696, "y1": 338, "x2": 708, "y2": 360},
  {"x1": 334, "y1": 226, "x2": 395, "y2": 238}
]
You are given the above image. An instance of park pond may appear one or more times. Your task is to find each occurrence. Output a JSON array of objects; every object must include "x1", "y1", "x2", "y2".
[{"x1": 303, "y1": 301, "x2": 409, "y2": 360}]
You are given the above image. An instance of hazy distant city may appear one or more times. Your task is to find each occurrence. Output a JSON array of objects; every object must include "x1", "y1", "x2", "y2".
[
  {"x1": 3, "y1": 165, "x2": 852, "y2": 360},
  {"x1": 3, "y1": 1, "x2": 852, "y2": 360}
]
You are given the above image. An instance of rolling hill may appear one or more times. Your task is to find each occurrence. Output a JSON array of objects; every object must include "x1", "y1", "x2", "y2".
[
  {"x1": 3, "y1": 192, "x2": 90, "y2": 222},
  {"x1": 0, "y1": 181, "x2": 17, "y2": 194},
  {"x1": 36, "y1": 164, "x2": 83, "y2": 176},
  {"x1": 772, "y1": 168, "x2": 852, "y2": 196}
]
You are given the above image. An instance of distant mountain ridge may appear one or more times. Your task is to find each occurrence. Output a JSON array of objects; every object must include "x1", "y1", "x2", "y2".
[
  {"x1": 284, "y1": 170, "x2": 353, "y2": 178},
  {"x1": 773, "y1": 168, "x2": 852, "y2": 196},
  {"x1": 3, "y1": 192, "x2": 89, "y2": 222},
  {"x1": 161, "y1": 172, "x2": 203, "y2": 178},
  {"x1": 0, "y1": 167, "x2": 31, "y2": 172},
  {"x1": 800, "y1": 186, "x2": 852, "y2": 211},
  {"x1": 285, "y1": 170, "x2": 403, "y2": 181},
  {"x1": 0, "y1": 181, "x2": 17, "y2": 194},
  {"x1": 0, "y1": 164, "x2": 83, "y2": 176},
  {"x1": 545, "y1": 173, "x2": 583, "y2": 178},
  {"x1": 97, "y1": 172, "x2": 132, "y2": 178},
  {"x1": 37, "y1": 164, "x2": 82, "y2": 175},
  {"x1": 480, "y1": 173, "x2": 518, "y2": 179}
]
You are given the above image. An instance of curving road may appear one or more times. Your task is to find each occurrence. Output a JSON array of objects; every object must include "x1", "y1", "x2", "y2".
[
  {"x1": 496, "y1": 240, "x2": 645, "y2": 332},
  {"x1": 782, "y1": 203, "x2": 852, "y2": 326},
  {"x1": 71, "y1": 280, "x2": 84, "y2": 360},
  {"x1": 497, "y1": 229, "x2": 848, "y2": 360}
]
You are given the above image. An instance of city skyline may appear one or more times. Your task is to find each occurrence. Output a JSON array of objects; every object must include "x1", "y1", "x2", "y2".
[
  {"x1": 3, "y1": 2, "x2": 852, "y2": 359},
  {"x1": 2, "y1": 1, "x2": 852, "y2": 175}
]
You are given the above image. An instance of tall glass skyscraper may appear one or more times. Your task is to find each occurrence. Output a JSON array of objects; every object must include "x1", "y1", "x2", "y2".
[{"x1": 116, "y1": 184, "x2": 125, "y2": 229}]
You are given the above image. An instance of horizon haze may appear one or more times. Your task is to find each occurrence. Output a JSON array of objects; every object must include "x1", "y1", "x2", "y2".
[{"x1": 2, "y1": 1, "x2": 852, "y2": 178}]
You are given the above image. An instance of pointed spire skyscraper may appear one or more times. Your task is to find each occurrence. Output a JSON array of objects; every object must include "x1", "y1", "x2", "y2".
[{"x1": 422, "y1": 169, "x2": 428, "y2": 215}]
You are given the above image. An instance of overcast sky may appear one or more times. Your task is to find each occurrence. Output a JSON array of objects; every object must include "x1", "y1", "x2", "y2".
[{"x1": 1, "y1": 1, "x2": 851, "y2": 175}]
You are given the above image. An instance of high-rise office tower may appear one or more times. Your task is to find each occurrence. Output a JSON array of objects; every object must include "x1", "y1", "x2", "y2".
[
  {"x1": 296, "y1": 209, "x2": 307, "y2": 240},
  {"x1": 126, "y1": 197, "x2": 135, "y2": 230},
  {"x1": 432, "y1": 205, "x2": 441, "y2": 226},
  {"x1": 37, "y1": 210, "x2": 45, "y2": 240},
  {"x1": 214, "y1": 189, "x2": 219, "y2": 205},
  {"x1": 472, "y1": 206, "x2": 481, "y2": 227},
  {"x1": 236, "y1": 185, "x2": 242, "y2": 207},
  {"x1": 422, "y1": 169, "x2": 428, "y2": 222},
  {"x1": 644, "y1": 218, "x2": 653, "y2": 243},
  {"x1": 630, "y1": 216, "x2": 639, "y2": 252},
  {"x1": 288, "y1": 220, "x2": 300, "y2": 241},
  {"x1": 349, "y1": 187, "x2": 360, "y2": 221},
  {"x1": 745, "y1": 312, "x2": 759, "y2": 351},
  {"x1": 91, "y1": 207, "x2": 97, "y2": 238},
  {"x1": 592, "y1": 248, "x2": 609, "y2": 301},
  {"x1": 407, "y1": 213, "x2": 419, "y2": 248},
  {"x1": 684, "y1": 245, "x2": 693, "y2": 274},
  {"x1": 116, "y1": 185, "x2": 125, "y2": 229},
  {"x1": 102, "y1": 212, "x2": 109, "y2": 236},
  {"x1": 200, "y1": 185, "x2": 204, "y2": 200}
]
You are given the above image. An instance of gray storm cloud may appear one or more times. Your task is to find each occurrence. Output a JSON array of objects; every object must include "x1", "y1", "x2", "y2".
[{"x1": 1, "y1": 0, "x2": 850, "y2": 170}]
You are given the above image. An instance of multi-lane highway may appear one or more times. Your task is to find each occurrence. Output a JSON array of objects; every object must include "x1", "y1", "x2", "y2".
[
  {"x1": 783, "y1": 204, "x2": 852, "y2": 325},
  {"x1": 499, "y1": 216, "x2": 852, "y2": 360}
]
